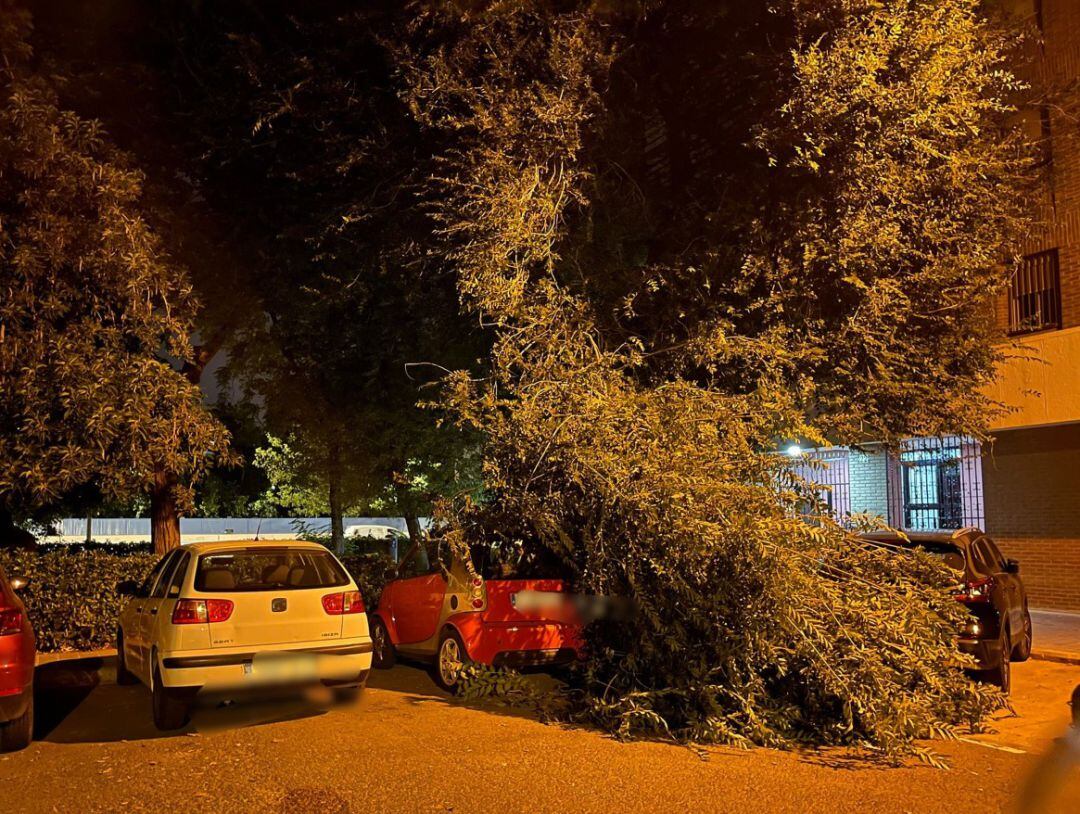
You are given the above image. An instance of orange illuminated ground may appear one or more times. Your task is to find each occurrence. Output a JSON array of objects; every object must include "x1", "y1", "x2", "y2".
[{"x1": 2, "y1": 658, "x2": 1078, "y2": 813}]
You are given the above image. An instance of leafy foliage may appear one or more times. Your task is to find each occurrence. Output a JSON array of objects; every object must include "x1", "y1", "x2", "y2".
[
  {"x1": 397, "y1": 0, "x2": 1030, "y2": 758},
  {"x1": 339, "y1": 554, "x2": 398, "y2": 610},
  {"x1": 0, "y1": 546, "x2": 155, "y2": 651},
  {"x1": 457, "y1": 662, "x2": 565, "y2": 717},
  {"x1": 0, "y1": 2, "x2": 232, "y2": 519},
  {"x1": 252, "y1": 436, "x2": 341, "y2": 517},
  {"x1": 154, "y1": 2, "x2": 488, "y2": 547},
  {"x1": 0, "y1": 544, "x2": 395, "y2": 650}
]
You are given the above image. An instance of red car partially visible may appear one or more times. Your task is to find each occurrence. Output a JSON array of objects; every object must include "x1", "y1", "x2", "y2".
[
  {"x1": 0, "y1": 564, "x2": 34, "y2": 751},
  {"x1": 368, "y1": 539, "x2": 583, "y2": 692}
]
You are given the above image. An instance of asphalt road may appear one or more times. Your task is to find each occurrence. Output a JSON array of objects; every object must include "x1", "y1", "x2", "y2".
[{"x1": 2, "y1": 657, "x2": 1079, "y2": 813}]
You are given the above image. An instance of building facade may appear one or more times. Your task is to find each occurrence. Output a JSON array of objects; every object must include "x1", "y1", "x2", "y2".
[
  {"x1": 985, "y1": 0, "x2": 1080, "y2": 610},
  {"x1": 797, "y1": 1, "x2": 1080, "y2": 611}
]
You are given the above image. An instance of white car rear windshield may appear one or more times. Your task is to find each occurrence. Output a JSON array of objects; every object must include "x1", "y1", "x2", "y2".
[{"x1": 194, "y1": 549, "x2": 350, "y2": 593}]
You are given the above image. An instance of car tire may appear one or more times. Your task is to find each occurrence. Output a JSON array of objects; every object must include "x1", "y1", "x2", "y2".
[
  {"x1": 151, "y1": 659, "x2": 191, "y2": 731},
  {"x1": 434, "y1": 629, "x2": 470, "y2": 694},
  {"x1": 116, "y1": 629, "x2": 137, "y2": 686},
  {"x1": 1012, "y1": 608, "x2": 1033, "y2": 662},
  {"x1": 991, "y1": 626, "x2": 1012, "y2": 695},
  {"x1": 0, "y1": 691, "x2": 33, "y2": 752},
  {"x1": 370, "y1": 616, "x2": 396, "y2": 670}
]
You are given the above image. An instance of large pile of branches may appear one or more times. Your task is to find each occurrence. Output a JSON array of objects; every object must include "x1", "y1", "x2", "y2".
[{"x1": 394, "y1": 0, "x2": 1034, "y2": 759}]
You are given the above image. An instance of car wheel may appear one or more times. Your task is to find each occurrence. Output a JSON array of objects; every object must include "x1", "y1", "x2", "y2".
[
  {"x1": 116, "y1": 629, "x2": 137, "y2": 685},
  {"x1": 992, "y1": 626, "x2": 1012, "y2": 695},
  {"x1": 0, "y1": 691, "x2": 33, "y2": 752},
  {"x1": 151, "y1": 659, "x2": 191, "y2": 731},
  {"x1": 1012, "y1": 608, "x2": 1033, "y2": 662},
  {"x1": 370, "y1": 616, "x2": 396, "y2": 670},
  {"x1": 434, "y1": 629, "x2": 470, "y2": 694}
]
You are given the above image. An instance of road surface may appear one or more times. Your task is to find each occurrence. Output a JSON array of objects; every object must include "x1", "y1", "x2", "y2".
[{"x1": 2, "y1": 657, "x2": 1078, "y2": 813}]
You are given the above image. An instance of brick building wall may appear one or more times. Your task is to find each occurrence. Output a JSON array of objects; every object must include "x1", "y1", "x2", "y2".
[
  {"x1": 848, "y1": 447, "x2": 889, "y2": 520},
  {"x1": 983, "y1": 423, "x2": 1080, "y2": 610},
  {"x1": 1039, "y1": 0, "x2": 1080, "y2": 329},
  {"x1": 1002, "y1": 0, "x2": 1080, "y2": 332}
]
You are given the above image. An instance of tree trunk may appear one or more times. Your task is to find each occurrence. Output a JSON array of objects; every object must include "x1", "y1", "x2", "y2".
[
  {"x1": 85, "y1": 512, "x2": 93, "y2": 544},
  {"x1": 393, "y1": 480, "x2": 423, "y2": 546},
  {"x1": 328, "y1": 476, "x2": 344, "y2": 554},
  {"x1": 151, "y1": 470, "x2": 182, "y2": 555},
  {"x1": 147, "y1": 336, "x2": 225, "y2": 557},
  {"x1": 403, "y1": 512, "x2": 422, "y2": 545},
  {"x1": 328, "y1": 444, "x2": 345, "y2": 554}
]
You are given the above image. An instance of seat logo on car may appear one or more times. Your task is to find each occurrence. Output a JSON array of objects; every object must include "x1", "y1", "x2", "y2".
[{"x1": 272, "y1": 598, "x2": 287, "y2": 613}]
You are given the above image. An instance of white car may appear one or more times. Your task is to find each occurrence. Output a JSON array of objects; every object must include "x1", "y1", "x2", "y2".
[{"x1": 116, "y1": 540, "x2": 372, "y2": 730}]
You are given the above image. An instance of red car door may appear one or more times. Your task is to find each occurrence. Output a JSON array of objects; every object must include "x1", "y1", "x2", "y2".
[{"x1": 391, "y1": 544, "x2": 447, "y2": 644}]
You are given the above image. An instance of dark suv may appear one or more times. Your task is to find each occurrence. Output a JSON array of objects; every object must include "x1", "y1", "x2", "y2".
[{"x1": 863, "y1": 528, "x2": 1032, "y2": 694}]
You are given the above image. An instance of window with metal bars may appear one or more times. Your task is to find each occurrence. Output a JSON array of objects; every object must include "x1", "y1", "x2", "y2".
[
  {"x1": 887, "y1": 437, "x2": 984, "y2": 533},
  {"x1": 784, "y1": 448, "x2": 851, "y2": 524},
  {"x1": 1009, "y1": 249, "x2": 1061, "y2": 334}
]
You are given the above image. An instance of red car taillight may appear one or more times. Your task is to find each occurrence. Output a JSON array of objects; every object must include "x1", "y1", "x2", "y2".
[
  {"x1": 322, "y1": 590, "x2": 364, "y2": 615},
  {"x1": 206, "y1": 599, "x2": 234, "y2": 623},
  {"x1": 0, "y1": 608, "x2": 22, "y2": 636},
  {"x1": 171, "y1": 599, "x2": 234, "y2": 624},
  {"x1": 954, "y1": 576, "x2": 993, "y2": 603}
]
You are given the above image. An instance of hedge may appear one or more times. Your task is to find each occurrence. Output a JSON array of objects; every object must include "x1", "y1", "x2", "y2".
[
  {"x1": 339, "y1": 554, "x2": 398, "y2": 611},
  {"x1": 0, "y1": 546, "x2": 397, "y2": 653},
  {"x1": 0, "y1": 547, "x2": 157, "y2": 652}
]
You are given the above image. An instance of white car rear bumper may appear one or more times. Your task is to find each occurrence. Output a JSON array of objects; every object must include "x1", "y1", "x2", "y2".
[{"x1": 157, "y1": 637, "x2": 373, "y2": 690}]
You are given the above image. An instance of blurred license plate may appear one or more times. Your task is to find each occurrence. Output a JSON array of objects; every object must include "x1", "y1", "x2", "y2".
[
  {"x1": 247, "y1": 652, "x2": 318, "y2": 682},
  {"x1": 512, "y1": 590, "x2": 564, "y2": 611}
]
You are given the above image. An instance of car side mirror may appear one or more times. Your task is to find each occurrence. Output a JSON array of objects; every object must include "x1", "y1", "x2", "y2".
[
  {"x1": 9, "y1": 575, "x2": 29, "y2": 592},
  {"x1": 1005, "y1": 559, "x2": 1020, "y2": 574},
  {"x1": 116, "y1": 579, "x2": 139, "y2": 597}
]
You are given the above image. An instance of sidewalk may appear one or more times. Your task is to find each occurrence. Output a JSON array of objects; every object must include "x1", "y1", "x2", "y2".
[
  {"x1": 1031, "y1": 609, "x2": 1080, "y2": 665},
  {"x1": 35, "y1": 648, "x2": 115, "y2": 666}
]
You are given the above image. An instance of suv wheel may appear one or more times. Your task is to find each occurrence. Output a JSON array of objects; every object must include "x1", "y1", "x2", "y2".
[
  {"x1": 370, "y1": 617, "x2": 396, "y2": 670},
  {"x1": 0, "y1": 692, "x2": 33, "y2": 752},
  {"x1": 434, "y1": 629, "x2": 470, "y2": 694},
  {"x1": 151, "y1": 659, "x2": 191, "y2": 731},
  {"x1": 992, "y1": 626, "x2": 1012, "y2": 695},
  {"x1": 1012, "y1": 608, "x2": 1033, "y2": 662}
]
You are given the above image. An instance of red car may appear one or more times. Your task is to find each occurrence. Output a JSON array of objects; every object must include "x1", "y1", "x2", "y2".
[
  {"x1": 0, "y1": 564, "x2": 35, "y2": 751},
  {"x1": 368, "y1": 539, "x2": 583, "y2": 691}
]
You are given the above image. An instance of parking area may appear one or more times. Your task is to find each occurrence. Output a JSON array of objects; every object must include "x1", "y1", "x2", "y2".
[{"x1": 0, "y1": 657, "x2": 1077, "y2": 813}]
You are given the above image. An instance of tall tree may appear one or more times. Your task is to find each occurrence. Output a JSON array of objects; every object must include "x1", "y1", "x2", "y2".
[
  {"x1": 0, "y1": 1, "x2": 232, "y2": 551},
  {"x1": 154, "y1": 1, "x2": 486, "y2": 550},
  {"x1": 400, "y1": 0, "x2": 1034, "y2": 758}
]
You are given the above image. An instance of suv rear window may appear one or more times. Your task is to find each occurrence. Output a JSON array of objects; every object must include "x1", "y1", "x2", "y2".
[
  {"x1": 194, "y1": 549, "x2": 350, "y2": 593},
  {"x1": 910, "y1": 541, "x2": 967, "y2": 572}
]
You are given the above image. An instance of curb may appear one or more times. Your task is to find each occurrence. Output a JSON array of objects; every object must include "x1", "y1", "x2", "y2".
[
  {"x1": 35, "y1": 648, "x2": 116, "y2": 666},
  {"x1": 1030, "y1": 650, "x2": 1080, "y2": 667}
]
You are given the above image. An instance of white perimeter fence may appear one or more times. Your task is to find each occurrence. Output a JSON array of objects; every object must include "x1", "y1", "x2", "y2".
[{"x1": 46, "y1": 517, "x2": 427, "y2": 545}]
